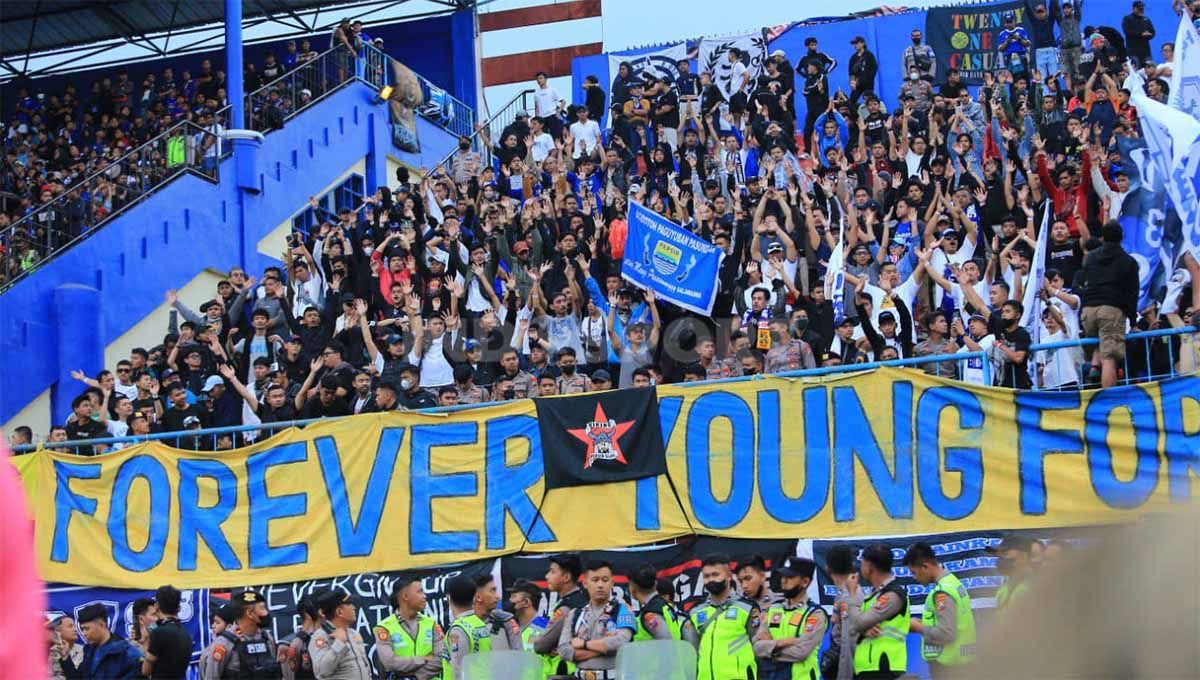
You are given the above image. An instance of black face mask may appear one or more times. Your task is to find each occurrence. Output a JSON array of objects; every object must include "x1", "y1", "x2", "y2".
[
  {"x1": 793, "y1": 317, "x2": 809, "y2": 333},
  {"x1": 502, "y1": 388, "x2": 516, "y2": 400},
  {"x1": 704, "y1": 580, "x2": 729, "y2": 596},
  {"x1": 561, "y1": 364, "x2": 576, "y2": 375},
  {"x1": 996, "y1": 556, "x2": 1017, "y2": 575},
  {"x1": 459, "y1": 142, "x2": 470, "y2": 151},
  {"x1": 781, "y1": 585, "x2": 803, "y2": 600},
  {"x1": 912, "y1": 38, "x2": 922, "y2": 45}
]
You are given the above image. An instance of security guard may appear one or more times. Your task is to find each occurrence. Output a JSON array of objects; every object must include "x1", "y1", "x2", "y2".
[
  {"x1": 443, "y1": 574, "x2": 522, "y2": 679},
  {"x1": 555, "y1": 559, "x2": 637, "y2": 679},
  {"x1": 205, "y1": 591, "x2": 283, "y2": 680},
  {"x1": 902, "y1": 542, "x2": 976, "y2": 680},
  {"x1": 752, "y1": 556, "x2": 826, "y2": 680},
  {"x1": 532, "y1": 553, "x2": 588, "y2": 677},
  {"x1": 310, "y1": 591, "x2": 372, "y2": 680},
  {"x1": 508, "y1": 579, "x2": 555, "y2": 677},
  {"x1": 627, "y1": 565, "x2": 682, "y2": 641},
  {"x1": 374, "y1": 578, "x2": 446, "y2": 680},
  {"x1": 848, "y1": 545, "x2": 909, "y2": 680},
  {"x1": 987, "y1": 535, "x2": 1033, "y2": 612},
  {"x1": 285, "y1": 594, "x2": 321, "y2": 680},
  {"x1": 736, "y1": 555, "x2": 781, "y2": 611},
  {"x1": 691, "y1": 553, "x2": 760, "y2": 680}
]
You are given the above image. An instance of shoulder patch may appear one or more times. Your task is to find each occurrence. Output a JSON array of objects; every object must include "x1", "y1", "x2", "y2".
[
  {"x1": 873, "y1": 593, "x2": 892, "y2": 610},
  {"x1": 804, "y1": 614, "x2": 821, "y2": 633},
  {"x1": 644, "y1": 612, "x2": 659, "y2": 631},
  {"x1": 935, "y1": 593, "x2": 950, "y2": 612},
  {"x1": 314, "y1": 637, "x2": 327, "y2": 649},
  {"x1": 211, "y1": 646, "x2": 226, "y2": 662},
  {"x1": 376, "y1": 628, "x2": 390, "y2": 642},
  {"x1": 787, "y1": 612, "x2": 802, "y2": 627}
]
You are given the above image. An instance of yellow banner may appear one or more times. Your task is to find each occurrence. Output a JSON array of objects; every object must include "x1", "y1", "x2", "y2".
[{"x1": 15, "y1": 369, "x2": 1200, "y2": 589}]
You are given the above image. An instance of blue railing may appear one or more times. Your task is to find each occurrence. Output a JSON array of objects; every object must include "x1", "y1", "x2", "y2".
[
  {"x1": 360, "y1": 43, "x2": 475, "y2": 139},
  {"x1": 15, "y1": 326, "x2": 1196, "y2": 455}
]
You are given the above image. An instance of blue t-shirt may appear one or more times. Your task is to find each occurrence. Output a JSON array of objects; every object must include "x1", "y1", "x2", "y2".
[{"x1": 999, "y1": 27, "x2": 1030, "y2": 56}]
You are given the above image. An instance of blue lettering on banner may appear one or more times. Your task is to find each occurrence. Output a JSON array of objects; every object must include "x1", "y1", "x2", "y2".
[
  {"x1": 832, "y1": 384, "x2": 914, "y2": 521},
  {"x1": 636, "y1": 396, "x2": 685, "y2": 531},
  {"x1": 917, "y1": 387, "x2": 984, "y2": 520},
  {"x1": 177, "y1": 459, "x2": 240, "y2": 571},
  {"x1": 315, "y1": 428, "x2": 404, "y2": 557},
  {"x1": 1085, "y1": 387, "x2": 1160, "y2": 508},
  {"x1": 247, "y1": 443, "x2": 309, "y2": 568},
  {"x1": 51, "y1": 461, "x2": 100, "y2": 563},
  {"x1": 108, "y1": 455, "x2": 170, "y2": 572},
  {"x1": 686, "y1": 392, "x2": 754, "y2": 529},
  {"x1": 1016, "y1": 391, "x2": 1083, "y2": 514},
  {"x1": 1161, "y1": 376, "x2": 1200, "y2": 499},
  {"x1": 410, "y1": 423, "x2": 480, "y2": 554},
  {"x1": 758, "y1": 388, "x2": 830, "y2": 523},
  {"x1": 485, "y1": 415, "x2": 555, "y2": 549}
]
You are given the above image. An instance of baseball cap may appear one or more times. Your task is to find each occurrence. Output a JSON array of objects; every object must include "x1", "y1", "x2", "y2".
[
  {"x1": 386, "y1": 334, "x2": 404, "y2": 345},
  {"x1": 513, "y1": 241, "x2": 530, "y2": 255},
  {"x1": 590, "y1": 368, "x2": 612, "y2": 382},
  {"x1": 850, "y1": 36, "x2": 866, "y2": 45},
  {"x1": 770, "y1": 49, "x2": 785, "y2": 58},
  {"x1": 941, "y1": 228, "x2": 959, "y2": 239},
  {"x1": 201, "y1": 375, "x2": 224, "y2": 393},
  {"x1": 878, "y1": 311, "x2": 897, "y2": 324},
  {"x1": 837, "y1": 316, "x2": 856, "y2": 327},
  {"x1": 182, "y1": 415, "x2": 201, "y2": 428},
  {"x1": 767, "y1": 242, "x2": 784, "y2": 254},
  {"x1": 775, "y1": 555, "x2": 816, "y2": 577},
  {"x1": 515, "y1": 109, "x2": 529, "y2": 118},
  {"x1": 985, "y1": 534, "x2": 1034, "y2": 554}
]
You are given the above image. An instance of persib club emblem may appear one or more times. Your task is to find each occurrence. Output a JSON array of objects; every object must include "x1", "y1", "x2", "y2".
[
  {"x1": 567, "y1": 403, "x2": 634, "y2": 469},
  {"x1": 652, "y1": 240, "x2": 682, "y2": 276}
]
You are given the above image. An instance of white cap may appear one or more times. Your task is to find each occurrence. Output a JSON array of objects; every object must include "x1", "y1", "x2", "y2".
[
  {"x1": 202, "y1": 375, "x2": 224, "y2": 392},
  {"x1": 770, "y1": 49, "x2": 785, "y2": 58}
]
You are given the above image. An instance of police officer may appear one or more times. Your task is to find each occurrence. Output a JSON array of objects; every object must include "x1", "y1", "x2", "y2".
[
  {"x1": 691, "y1": 553, "x2": 760, "y2": 680},
  {"x1": 987, "y1": 535, "x2": 1033, "y2": 611},
  {"x1": 284, "y1": 595, "x2": 321, "y2": 680},
  {"x1": 508, "y1": 579, "x2": 555, "y2": 676},
  {"x1": 902, "y1": 542, "x2": 976, "y2": 679},
  {"x1": 443, "y1": 574, "x2": 521, "y2": 680},
  {"x1": 753, "y1": 556, "x2": 826, "y2": 680},
  {"x1": 205, "y1": 591, "x2": 283, "y2": 680},
  {"x1": 847, "y1": 545, "x2": 909, "y2": 680},
  {"x1": 627, "y1": 565, "x2": 682, "y2": 642},
  {"x1": 373, "y1": 578, "x2": 445, "y2": 680},
  {"x1": 310, "y1": 591, "x2": 372, "y2": 680},
  {"x1": 556, "y1": 559, "x2": 637, "y2": 679},
  {"x1": 532, "y1": 553, "x2": 588, "y2": 677},
  {"x1": 736, "y1": 555, "x2": 780, "y2": 611}
]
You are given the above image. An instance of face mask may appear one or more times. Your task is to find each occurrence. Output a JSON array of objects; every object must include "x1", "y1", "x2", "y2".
[
  {"x1": 781, "y1": 585, "x2": 803, "y2": 600},
  {"x1": 363, "y1": 246, "x2": 374, "y2": 256},
  {"x1": 561, "y1": 364, "x2": 576, "y2": 375},
  {"x1": 400, "y1": 378, "x2": 413, "y2": 391},
  {"x1": 704, "y1": 580, "x2": 729, "y2": 596},
  {"x1": 910, "y1": 72, "x2": 919, "y2": 81},
  {"x1": 503, "y1": 388, "x2": 516, "y2": 400},
  {"x1": 912, "y1": 38, "x2": 921, "y2": 45},
  {"x1": 459, "y1": 142, "x2": 470, "y2": 150},
  {"x1": 793, "y1": 317, "x2": 809, "y2": 333}
]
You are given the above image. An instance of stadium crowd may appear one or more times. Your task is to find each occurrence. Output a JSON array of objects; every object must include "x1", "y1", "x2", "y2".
[
  {"x1": 0, "y1": 19, "x2": 375, "y2": 286},
  {"x1": 8, "y1": 0, "x2": 1200, "y2": 455}
]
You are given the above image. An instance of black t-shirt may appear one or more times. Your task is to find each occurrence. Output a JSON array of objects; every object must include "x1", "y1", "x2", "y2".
[
  {"x1": 299, "y1": 396, "x2": 351, "y2": 419},
  {"x1": 257, "y1": 401, "x2": 297, "y2": 424},
  {"x1": 147, "y1": 619, "x2": 192, "y2": 680},
  {"x1": 64, "y1": 417, "x2": 108, "y2": 455},
  {"x1": 998, "y1": 325, "x2": 1033, "y2": 389},
  {"x1": 160, "y1": 404, "x2": 207, "y2": 433},
  {"x1": 1046, "y1": 240, "x2": 1083, "y2": 290}
]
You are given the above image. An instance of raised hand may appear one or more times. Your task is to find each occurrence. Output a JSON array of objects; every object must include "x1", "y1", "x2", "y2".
[
  {"x1": 165, "y1": 289, "x2": 178, "y2": 305},
  {"x1": 218, "y1": 363, "x2": 235, "y2": 380}
]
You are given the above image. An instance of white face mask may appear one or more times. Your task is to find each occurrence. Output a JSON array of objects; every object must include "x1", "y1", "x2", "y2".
[
  {"x1": 400, "y1": 378, "x2": 413, "y2": 391},
  {"x1": 363, "y1": 246, "x2": 375, "y2": 256},
  {"x1": 910, "y1": 72, "x2": 919, "y2": 81}
]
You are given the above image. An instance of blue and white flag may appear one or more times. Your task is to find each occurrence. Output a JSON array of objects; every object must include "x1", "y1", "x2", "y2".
[
  {"x1": 45, "y1": 583, "x2": 210, "y2": 666},
  {"x1": 824, "y1": 215, "x2": 846, "y2": 324},
  {"x1": 1020, "y1": 203, "x2": 1051, "y2": 349},
  {"x1": 622, "y1": 201, "x2": 723, "y2": 315},
  {"x1": 1167, "y1": 15, "x2": 1200, "y2": 261}
]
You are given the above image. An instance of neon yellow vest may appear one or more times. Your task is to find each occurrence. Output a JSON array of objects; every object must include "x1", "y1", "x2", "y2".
[
  {"x1": 920, "y1": 572, "x2": 977, "y2": 666},
  {"x1": 633, "y1": 596, "x2": 683, "y2": 641},
  {"x1": 691, "y1": 598, "x2": 756, "y2": 680},
  {"x1": 519, "y1": 619, "x2": 553, "y2": 679},
  {"x1": 763, "y1": 601, "x2": 824, "y2": 680},
  {"x1": 377, "y1": 612, "x2": 449, "y2": 679},
  {"x1": 448, "y1": 614, "x2": 491, "y2": 655},
  {"x1": 994, "y1": 577, "x2": 1029, "y2": 611},
  {"x1": 167, "y1": 135, "x2": 186, "y2": 167},
  {"x1": 853, "y1": 582, "x2": 910, "y2": 674}
]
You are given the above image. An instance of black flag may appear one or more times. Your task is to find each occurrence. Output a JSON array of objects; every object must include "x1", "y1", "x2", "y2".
[{"x1": 535, "y1": 387, "x2": 667, "y2": 490}]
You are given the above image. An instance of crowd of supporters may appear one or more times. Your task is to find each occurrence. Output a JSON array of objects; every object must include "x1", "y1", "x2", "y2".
[{"x1": 7, "y1": 1, "x2": 1200, "y2": 452}]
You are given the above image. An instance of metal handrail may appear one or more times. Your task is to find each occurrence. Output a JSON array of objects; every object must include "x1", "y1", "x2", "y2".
[
  {"x1": 432, "y1": 88, "x2": 534, "y2": 176},
  {"x1": 16, "y1": 325, "x2": 1198, "y2": 455}
]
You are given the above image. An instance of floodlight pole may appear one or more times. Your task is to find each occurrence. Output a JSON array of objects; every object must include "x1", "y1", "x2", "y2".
[{"x1": 225, "y1": 0, "x2": 259, "y2": 194}]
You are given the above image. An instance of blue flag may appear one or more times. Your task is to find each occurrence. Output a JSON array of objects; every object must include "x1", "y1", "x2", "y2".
[{"x1": 622, "y1": 202, "x2": 723, "y2": 315}]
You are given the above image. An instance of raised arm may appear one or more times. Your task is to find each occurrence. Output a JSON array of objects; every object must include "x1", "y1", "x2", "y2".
[{"x1": 219, "y1": 363, "x2": 259, "y2": 412}]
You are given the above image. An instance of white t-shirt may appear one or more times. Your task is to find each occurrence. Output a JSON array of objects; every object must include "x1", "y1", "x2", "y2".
[
  {"x1": 113, "y1": 381, "x2": 139, "y2": 401},
  {"x1": 948, "y1": 280, "x2": 989, "y2": 328},
  {"x1": 729, "y1": 61, "x2": 750, "y2": 95},
  {"x1": 534, "y1": 86, "x2": 562, "y2": 117},
  {"x1": 570, "y1": 120, "x2": 602, "y2": 156},
  {"x1": 1037, "y1": 329, "x2": 1081, "y2": 388},
  {"x1": 929, "y1": 238, "x2": 977, "y2": 306},
  {"x1": 957, "y1": 334, "x2": 996, "y2": 385},
  {"x1": 417, "y1": 333, "x2": 455, "y2": 387},
  {"x1": 531, "y1": 131, "x2": 554, "y2": 163}
]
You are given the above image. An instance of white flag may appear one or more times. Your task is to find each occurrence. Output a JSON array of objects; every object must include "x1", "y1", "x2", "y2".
[
  {"x1": 699, "y1": 32, "x2": 767, "y2": 100},
  {"x1": 825, "y1": 215, "x2": 846, "y2": 324},
  {"x1": 1019, "y1": 203, "x2": 1051, "y2": 345},
  {"x1": 1169, "y1": 15, "x2": 1200, "y2": 123}
]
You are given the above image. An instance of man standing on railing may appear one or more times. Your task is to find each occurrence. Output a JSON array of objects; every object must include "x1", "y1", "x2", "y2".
[
  {"x1": 1078, "y1": 221, "x2": 1138, "y2": 388},
  {"x1": 533, "y1": 72, "x2": 565, "y2": 140}
]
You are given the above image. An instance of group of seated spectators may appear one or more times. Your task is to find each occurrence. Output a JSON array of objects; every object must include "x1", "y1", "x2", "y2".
[
  {"x1": 0, "y1": 22, "x2": 372, "y2": 287},
  {"x1": 8, "y1": 1, "x2": 1200, "y2": 453}
]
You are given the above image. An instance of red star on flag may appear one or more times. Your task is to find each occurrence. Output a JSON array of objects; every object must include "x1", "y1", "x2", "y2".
[{"x1": 567, "y1": 403, "x2": 635, "y2": 469}]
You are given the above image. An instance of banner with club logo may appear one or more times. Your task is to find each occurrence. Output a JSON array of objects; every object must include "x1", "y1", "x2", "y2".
[
  {"x1": 699, "y1": 31, "x2": 768, "y2": 101},
  {"x1": 622, "y1": 201, "x2": 723, "y2": 314}
]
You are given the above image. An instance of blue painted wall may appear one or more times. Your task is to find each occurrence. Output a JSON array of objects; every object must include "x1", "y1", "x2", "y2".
[
  {"x1": 572, "y1": 0, "x2": 1183, "y2": 126},
  {"x1": 0, "y1": 81, "x2": 461, "y2": 424}
]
